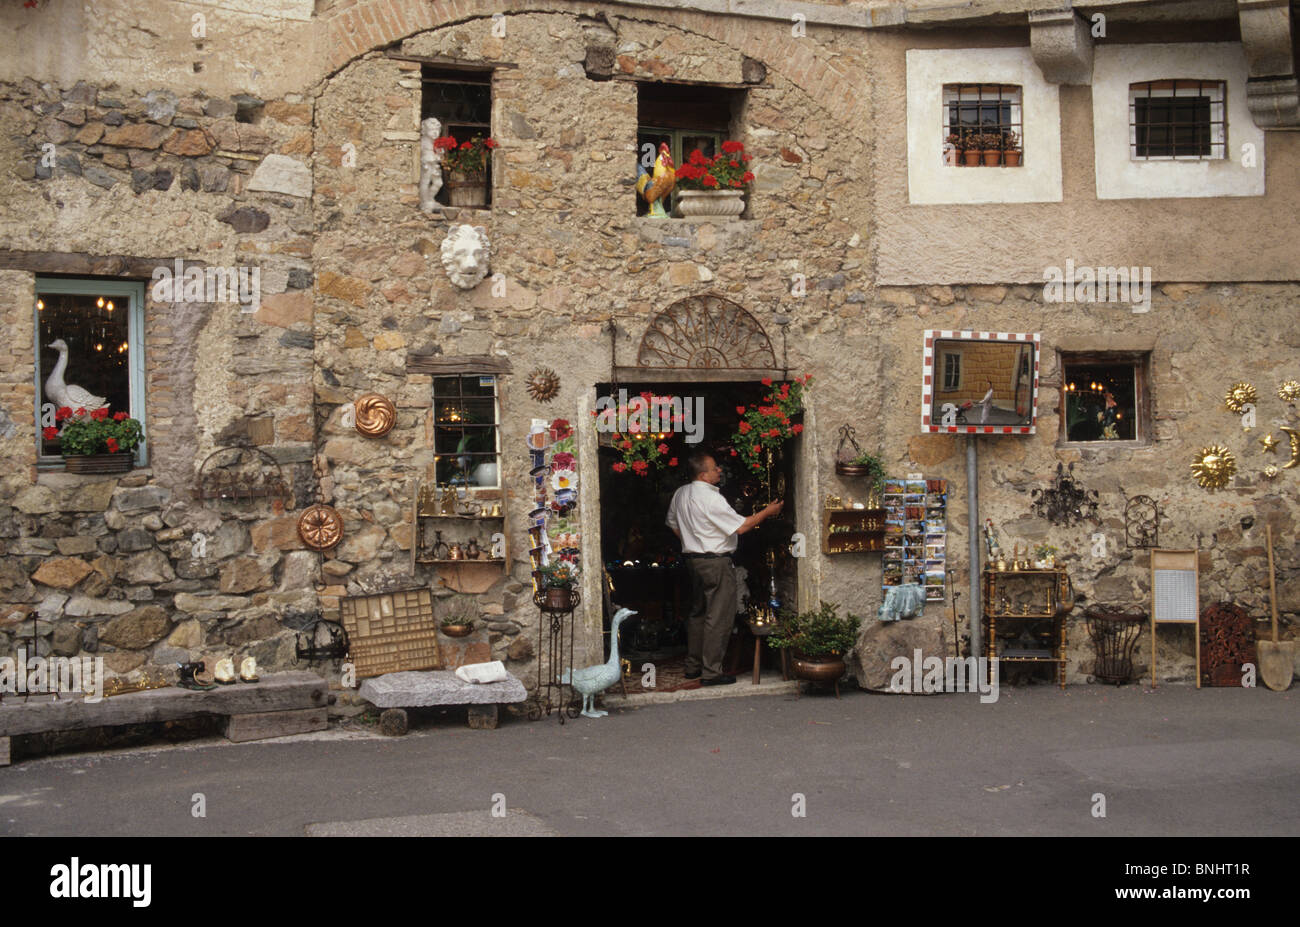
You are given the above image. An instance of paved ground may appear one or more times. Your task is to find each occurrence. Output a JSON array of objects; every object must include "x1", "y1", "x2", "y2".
[{"x1": 0, "y1": 683, "x2": 1296, "y2": 837}]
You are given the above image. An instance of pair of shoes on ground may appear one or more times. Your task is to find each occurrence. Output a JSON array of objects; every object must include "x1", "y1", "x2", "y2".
[
  {"x1": 178, "y1": 657, "x2": 260, "y2": 691},
  {"x1": 700, "y1": 674, "x2": 737, "y2": 687},
  {"x1": 214, "y1": 657, "x2": 260, "y2": 685}
]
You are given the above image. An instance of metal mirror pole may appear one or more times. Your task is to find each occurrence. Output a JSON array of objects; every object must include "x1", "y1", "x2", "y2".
[{"x1": 967, "y1": 435, "x2": 982, "y2": 661}]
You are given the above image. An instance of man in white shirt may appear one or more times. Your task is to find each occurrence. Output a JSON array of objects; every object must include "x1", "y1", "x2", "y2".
[{"x1": 666, "y1": 451, "x2": 784, "y2": 686}]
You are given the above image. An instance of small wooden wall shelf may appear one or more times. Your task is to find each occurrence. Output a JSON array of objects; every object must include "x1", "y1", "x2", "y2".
[
  {"x1": 823, "y1": 507, "x2": 886, "y2": 554},
  {"x1": 411, "y1": 477, "x2": 508, "y2": 594}
]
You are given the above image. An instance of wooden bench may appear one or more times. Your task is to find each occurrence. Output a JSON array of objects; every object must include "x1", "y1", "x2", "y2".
[
  {"x1": 357, "y1": 670, "x2": 528, "y2": 733},
  {"x1": 0, "y1": 670, "x2": 328, "y2": 766}
]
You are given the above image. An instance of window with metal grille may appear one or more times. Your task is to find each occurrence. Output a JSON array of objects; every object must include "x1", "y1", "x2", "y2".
[
  {"x1": 421, "y1": 66, "x2": 493, "y2": 208},
  {"x1": 943, "y1": 84, "x2": 1023, "y2": 166},
  {"x1": 1129, "y1": 80, "x2": 1226, "y2": 160},
  {"x1": 433, "y1": 375, "x2": 501, "y2": 487}
]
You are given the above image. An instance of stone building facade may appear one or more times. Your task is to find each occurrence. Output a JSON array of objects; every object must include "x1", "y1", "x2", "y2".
[{"x1": 1, "y1": 0, "x2": 1297, "y2": 703}]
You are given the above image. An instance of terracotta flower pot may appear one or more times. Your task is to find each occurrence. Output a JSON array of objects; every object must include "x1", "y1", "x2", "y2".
[
  {"x1": 63, "y1": 452, "x2": 132, "y2": 474},
  {"x1": 982, "y1": 149, "x2": 1002, "y2": 166},
  {"x1": 541, "y1": 586, "x2": 576, "y2": 612},
  {"x1": 962, "y1": 150, "x2": 982, "y2": 166},
  {"x1": 674, "y1": 189, "x2": 746, "y2": 218},
  {"x1": 1003, "y1": 150, "x2": 1022, "y2": 167}
]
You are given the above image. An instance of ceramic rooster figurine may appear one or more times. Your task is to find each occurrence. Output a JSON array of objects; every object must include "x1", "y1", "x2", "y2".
[
  {"x1": 636, "y1": 143, "x2": 676, "y2": 218},
  {"x1": 560, "y1": 607, "x2": 634, "y2": 719}
]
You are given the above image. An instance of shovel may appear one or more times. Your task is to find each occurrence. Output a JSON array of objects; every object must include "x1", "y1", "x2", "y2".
[{"x1": 1258, "y1": 524, "x2": 1295, "y2": 692}]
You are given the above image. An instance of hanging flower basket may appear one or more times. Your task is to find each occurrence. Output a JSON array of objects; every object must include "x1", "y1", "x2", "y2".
[{"x1": 64, "y1": 452, "x2": 133, "y2": 474}]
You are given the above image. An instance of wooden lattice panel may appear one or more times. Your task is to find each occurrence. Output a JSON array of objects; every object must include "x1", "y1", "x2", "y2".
[{"x1": 339, "y1": 587, "x2": 442, "y2": 679}]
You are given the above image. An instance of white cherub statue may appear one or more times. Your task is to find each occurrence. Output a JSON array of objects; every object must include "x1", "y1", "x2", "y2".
[{"x1": 419, "y1": 116, "x2": 443, "y2": 213}]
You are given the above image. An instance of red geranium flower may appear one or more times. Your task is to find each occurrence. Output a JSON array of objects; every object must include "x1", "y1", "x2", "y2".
[
  {"x1": 730, "y1": 449, "x2": 737, "y2": 456},
  {"x1": 612, "y1": 462, "x2": 627, "y2": 473},
  {"x1": 75, "y1": 407, "x2": 86, "y2": 417},
  {"x1": 113, "y1": 411, "x2": 128, "y2": 421},
  {"x1": 792, "y1": 424, "x2": 804, "y2": 435},
  {"x1": 761, "y1": 377, "x2": 773, "y2": 387},
  {"x1": 657, "y1": 443, "x2": 669, "y2": 455},
  {"x1": 742, "y1": 171, "x2": 755, "y2": 183},
  {"x1": 621, "y1": 440, "x2": 633, "y2": 451},
  {"x1": 105, "y1": 438, "x2": 119, "y2": 453},
  {"x1": 738, "y1": 421, "x2": 751, "y2": 434},
  {"x1": 702, "y1": 174, "x2": 718, "y2": 188},
  {"x1": 55, "y1": 406, "x2": 72, "y2": 421},
  {"x1": 42, "y1": 426, "x2": 58, "y2": 440},
  {"x1": 668, "y1": 458, "x2": 678, "y2": 467},
  {"x1": 91, "y1": 407, "x2": 109, "y2": 421},
  {"x1": 721, "y1": 141, "x2": 744, "y2": 154},
  {"x1": 484, "y1": 138, "x2": 499, "y2": 149},
  {"x1": 735, "y1": 406, "x2": 746, "y2": 415}
]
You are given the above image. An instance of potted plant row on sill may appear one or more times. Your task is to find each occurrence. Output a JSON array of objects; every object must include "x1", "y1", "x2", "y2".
[
  {"x1": 45, "y1": 406, "x2": 144, "y2": 474},
  {"x1": 944, "y1": 130, "x2": 1022, "y2": 167}
]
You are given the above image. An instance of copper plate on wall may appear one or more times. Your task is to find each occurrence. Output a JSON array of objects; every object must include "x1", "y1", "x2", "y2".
[
  {"x1": 298, "y1": 503, "x2": 344, "y2": 550},
  {"x1": 354, "y1": 393, "x2": 396, "y2": 437}
]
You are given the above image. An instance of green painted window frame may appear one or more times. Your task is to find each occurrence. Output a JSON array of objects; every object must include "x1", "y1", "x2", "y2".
[
  {"x1": 34, "y1": 277, "x2": 147, "y2": 468},
  {"x1": 636, "y1": 127, "x2": 723, "y2": 216}
]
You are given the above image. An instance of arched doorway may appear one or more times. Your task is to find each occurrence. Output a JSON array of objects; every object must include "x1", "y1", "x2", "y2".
[{"x1": 594, "y1": 295, "x2": 800, "y2": 693}]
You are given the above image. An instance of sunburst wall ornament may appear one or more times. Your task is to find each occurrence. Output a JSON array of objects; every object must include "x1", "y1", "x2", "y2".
[
  {"x1": 1278, "y1": 380, "x2": 1300, "y2": 403},
  {"x1": 1190, "y1": 445, "x2": 1237, "y2": 490},
  {"x1": 526, "y1": 367, "x2": 561, "y2": 403},
  {"x1": 1223, "y1": 382, "x2": 1258, "y2": 413}
]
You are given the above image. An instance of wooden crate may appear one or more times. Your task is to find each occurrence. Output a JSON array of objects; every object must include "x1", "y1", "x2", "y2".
[{"x1": 340, "y1": 587, "x2": 443, "y2": 679}]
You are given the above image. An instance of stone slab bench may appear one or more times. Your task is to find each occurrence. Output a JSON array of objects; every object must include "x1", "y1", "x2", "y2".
[
  {"x1": 358, "y1": 670, "x2": 528, "y2": 733},
  {"x1": 0, "y1": 670, "x2": 328, "y2": 766}
]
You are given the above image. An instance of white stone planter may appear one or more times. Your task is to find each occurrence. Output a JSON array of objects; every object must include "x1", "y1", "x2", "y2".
[{"x1": 674, "y1": 189, "x2": 746, "y2": 218}]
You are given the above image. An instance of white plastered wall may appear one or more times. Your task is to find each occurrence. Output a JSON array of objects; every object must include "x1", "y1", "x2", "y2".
[
  {"x1": 1093, "y1": 43, "x2": 1265, "y2": 199},
  {"x1": 906, "y1": 47, "x2": 1063, "y2": 205}
]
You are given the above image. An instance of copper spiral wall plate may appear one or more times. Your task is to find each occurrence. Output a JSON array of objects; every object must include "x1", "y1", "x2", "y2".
[
  {"x1": 298, "y1": 503, "x2": 344, "y2": 550},
  {"x1": 354, "y1": 393, "x2": 397, "y2": 437}
]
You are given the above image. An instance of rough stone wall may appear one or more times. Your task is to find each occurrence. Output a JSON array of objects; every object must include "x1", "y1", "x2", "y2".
[
  {"x1": 0, "y1": 77, "x2": 321, "y2": 687},
  {"x1": 0, "y1": 0, "x2": 1296, "y2": 697}
]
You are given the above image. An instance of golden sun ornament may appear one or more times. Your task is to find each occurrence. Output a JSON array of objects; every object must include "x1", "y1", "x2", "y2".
[
  {"x1": 1223, "y1": 382, "x2": 1257, "y2": 413},
  {"x1": 525, "y1": 367, "x2": 561, "y2": 403},
  {"x1": 1190, "y1": 445, "x2": 1237, "y2": 490},
  {"x1": 1278, "y1": 380, "x2": 1300, "y2": 403}
]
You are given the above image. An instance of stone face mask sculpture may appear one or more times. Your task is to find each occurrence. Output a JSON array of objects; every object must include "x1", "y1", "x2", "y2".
[{"x1": 440, "y1": 224, "x2": 490, "y2": 289}]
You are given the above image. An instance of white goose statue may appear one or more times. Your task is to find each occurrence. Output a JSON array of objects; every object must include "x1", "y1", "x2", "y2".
[
  {"x1": 560, "y1": 607, "x2": 635, "y2": 719},
  {"x1": 44, "y1": 339, "x2": 108, "y2": 413}
]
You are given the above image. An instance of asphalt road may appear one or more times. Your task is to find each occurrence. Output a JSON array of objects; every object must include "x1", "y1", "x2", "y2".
[{"x1": 1, "y1": 683, "x2": 1296, "y2": 837}]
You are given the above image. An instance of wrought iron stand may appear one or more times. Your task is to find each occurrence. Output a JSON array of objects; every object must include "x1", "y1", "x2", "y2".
[{"x1": 527, "y1": 590, "x2": 580, "y2": 723}]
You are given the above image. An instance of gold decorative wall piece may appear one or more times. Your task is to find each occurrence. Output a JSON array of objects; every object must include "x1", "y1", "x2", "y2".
[
  {"x1": 298, "y1": 503, "x2": 344, "y2": 550},
  {"x1": 1277, "y1": 380, "x2": 1300, "y2": 402},
  {"x1": 1223, "y1": 382, "x2": 1258, "y2": 413},
  {"x1": 1281, "y1": 427, "x2": 1300, "y2": 469},
  {"x1": 526, "y1": 367, "x2": 561, "y2": 402},
  {"x1": 354, "y1": 393, "x2": 396, "y2": 437},
  {"x1": 1259, "y1": 433, "x2": 1278, "y2": 453},
  {"x1": 1190, "y1": 445, "x2": 1237, "y2": 490},
  {"x1": 1263, "y1": 465, "x2": 1280, "y2": 480}
]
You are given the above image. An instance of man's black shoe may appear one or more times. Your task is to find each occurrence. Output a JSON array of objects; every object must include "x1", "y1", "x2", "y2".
[
  {"x1": 684, "y1": 670, "x2": 701, "y2": 679},
  {"x1": 700, "y1": 674, "x2": 736, "y2": 686}
]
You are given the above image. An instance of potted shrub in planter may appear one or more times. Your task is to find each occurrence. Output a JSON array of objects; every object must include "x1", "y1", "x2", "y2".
[
  {"x1": 767, "y1": 601, "x2": 862, "y2": 697},
  {"x1": 672, "y1": 140, "x2": 755, "y2": 217},
  {"x1": 51, "y1": 406, "x2": 143, "y2": 474},
  {"x1": 959, "y1": 130, "x2": 983, "y2": 166},
  {"x1": 835, "y1": 449, "x2": 885, "y2": 495},
  {"x1": 434, "y1": 134, "x2": 498, "y2": 207},
  {"x1": 979, "y1": 132, "x2": 1003, "y2": 166},
  {"x1": 535, "y1": 560, "x2": 580, "y2": 612},
  {"x1": 439, "y1": 596, "x2": 478, "y2": 637},
  {"x1": 1002, "y1": 130, "x2": 1022, "y2": 167}
]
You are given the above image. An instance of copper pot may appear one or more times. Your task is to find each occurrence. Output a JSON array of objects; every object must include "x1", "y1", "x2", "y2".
[
  {"x1": 447, "y1": 543, "x2": 464, "y2": 561},
  {"x1": 790, "y1": 654, "x2": 846, "y2": 683}
]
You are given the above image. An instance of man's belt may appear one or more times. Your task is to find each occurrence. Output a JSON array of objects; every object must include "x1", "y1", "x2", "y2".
[{"x1": 683, "y1": 552, "x2": 732, "y2": 559}]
